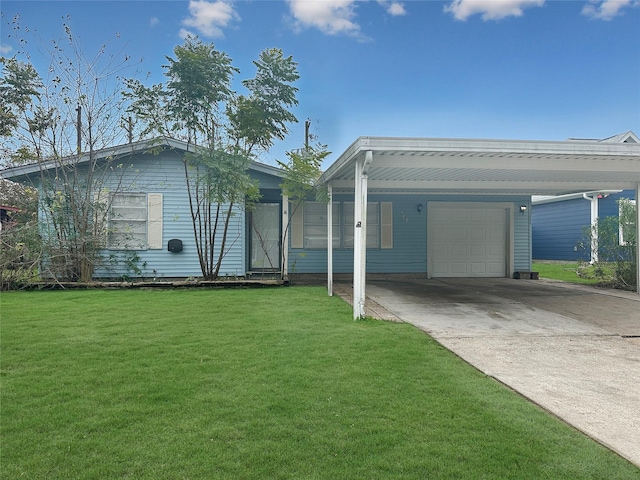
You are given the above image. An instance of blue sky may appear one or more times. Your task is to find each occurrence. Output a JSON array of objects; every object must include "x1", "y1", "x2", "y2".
[{"x1": 2, "y1": 0, "x2": 639, "y2": 167}]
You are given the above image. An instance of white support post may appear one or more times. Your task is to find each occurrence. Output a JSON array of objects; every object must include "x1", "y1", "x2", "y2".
[
  {"x1": 327, "y1": 184, "x2": 333, "y2": 297},
  {"x1": 353, "y1": 158, "x2": 363, "y2": 319},
  {"x1": 352, "y1": 151, "x2": 372, "y2": 319},
  {"x1": 583, "y1": 193, "x2": 599, "y2": 263},
  {"x1": 636, "y1": 182, "x2": 639, "y2": 294},
  {"x1": 282, "y1": 194, "x2": 289, "y2": 280}
]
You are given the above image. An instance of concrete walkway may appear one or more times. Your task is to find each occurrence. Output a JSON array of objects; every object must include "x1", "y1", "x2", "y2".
[{"x1": 334, "y1": 278, "x2": 640, "y2": 467}]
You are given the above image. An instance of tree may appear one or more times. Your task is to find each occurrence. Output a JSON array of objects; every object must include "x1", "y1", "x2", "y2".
[
  {"x1": 125, "y1": 38, "x2": 300, "y2": 280},
  {"x1": 277, "y1": 140, "x2": 330, "y2": 275},
  {"x1": 581, "y1": 198, "x2": 637, "y2": 289},
  {"x1": 1, "y1": 18, "x2": 139, "y2": 282}
]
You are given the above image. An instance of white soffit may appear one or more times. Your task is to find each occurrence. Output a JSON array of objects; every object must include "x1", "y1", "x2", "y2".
[{"x1": 320, "y1": 136, "x2": 640, "y2": 196}]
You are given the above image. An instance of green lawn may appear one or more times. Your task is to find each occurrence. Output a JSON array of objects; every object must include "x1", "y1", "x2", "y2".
[
  {"x1": 2, "y1": 287, "x2": 638, "y2": 479},
  {"x1": 532, "y1": 262, "x2": 606, "y2": 284}
]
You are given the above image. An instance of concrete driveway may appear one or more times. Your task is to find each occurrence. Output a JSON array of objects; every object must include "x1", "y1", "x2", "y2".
[{"x1": 341, "y1": 277, "x2": 640, "y2": 466}]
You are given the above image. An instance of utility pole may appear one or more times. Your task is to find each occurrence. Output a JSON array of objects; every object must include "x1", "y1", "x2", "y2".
[{"x1": 305, "y1": 119, "x2": 310, "y2": 149}]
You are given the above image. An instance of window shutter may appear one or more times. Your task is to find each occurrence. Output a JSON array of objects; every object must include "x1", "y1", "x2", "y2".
[
  {"x1": 381, "y1": 202, "x2": 393, "y2": 249},
  {"x1": 147, "y1": 193, "x2": 163, "y2": 250},
  {"x1": 290, "y1": 202, "x2": 304, "y2": 249}
]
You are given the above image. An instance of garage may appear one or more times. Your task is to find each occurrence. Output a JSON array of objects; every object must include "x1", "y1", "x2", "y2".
[{"x1": 428, "y1": 202, "x2": 510, "y2": 277}]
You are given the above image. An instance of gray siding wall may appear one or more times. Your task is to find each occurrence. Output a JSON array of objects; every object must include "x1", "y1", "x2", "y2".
[{"x1": 290, "y1": 194, "x2": 531, "y2": 275}]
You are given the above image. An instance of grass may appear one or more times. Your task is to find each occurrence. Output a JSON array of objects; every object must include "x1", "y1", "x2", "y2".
[
  {"x1": 2, "y1": 287, "x2": 638, "y2": 479},
  {"x1": 532, "y1": 261, "x2": 612, "y2": 284}
]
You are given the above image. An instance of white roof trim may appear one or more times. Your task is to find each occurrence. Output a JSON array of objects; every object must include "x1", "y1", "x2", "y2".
[
  {"x1": 532, "y1": 190, "x2": 623, "y2": 205},
  {"x1": 1, "y1": 137, "x2": 284, "y2": 180},
  {"x1": 319, "y1": 135, "x2": 640, "y2": 196}
]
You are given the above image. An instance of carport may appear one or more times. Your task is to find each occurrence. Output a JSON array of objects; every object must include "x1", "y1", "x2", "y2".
[{"x1": 318, "y1": 135, "x2": 640, "y2": 319}]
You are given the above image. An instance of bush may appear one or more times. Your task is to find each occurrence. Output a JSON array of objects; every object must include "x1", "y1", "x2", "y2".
[{"x1": 581, "y1": 198, "x2": 637, "y2": 289}]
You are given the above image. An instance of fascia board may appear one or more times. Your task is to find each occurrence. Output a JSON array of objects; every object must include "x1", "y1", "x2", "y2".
[{"x1": 318, "y1": 136, "x2": 640, "y2": 185}]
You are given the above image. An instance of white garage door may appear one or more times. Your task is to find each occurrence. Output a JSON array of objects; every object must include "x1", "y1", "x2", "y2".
[{"x1": 429, "y1": 203, "x2": 508, "y2": 277}]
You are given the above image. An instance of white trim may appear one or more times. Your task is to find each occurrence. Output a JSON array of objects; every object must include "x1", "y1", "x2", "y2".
[
  {"x1": 327, "y1": 185, "x2": 333, "y2": 296},
  {"x1": 532, "y1": 190, "x2": 622, "y2": 205},
  {"x1": 281, "y1": 194, "x2": 289, "y2": 279}
]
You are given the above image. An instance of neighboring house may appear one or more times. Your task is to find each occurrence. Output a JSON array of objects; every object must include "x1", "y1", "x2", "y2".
[
  {"x1": 532, "y1": 131, "x2": 639, "y2": 262},
  {"x1": 532, "y1": 190, "x2": 636, "y2": 262},
  {"x1": 0, "y1": 205, "x2": 22, "y2": 233},
  {"x1": 1, "y1": 137, "x2": 287, "y2": 279}
]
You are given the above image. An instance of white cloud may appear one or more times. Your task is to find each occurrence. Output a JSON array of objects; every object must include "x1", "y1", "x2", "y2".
[
  {"x1": 150, "y1": 17, "x2": 160, "y2": 27},
  {"x1": 379, "y1": 1, "x2": 407, "y2": 16},
  {"x1": 581, "y1": 0, "x2": 639, "y2": 20},
  {"x1": 287, "y1": 0, "x2": 362, "y2": 36},
  {"x1": 444, "y1": 0, "x2": 545, "y2": 21},
  {"x1": 181, "y1": 0, "x2": 239, "y2": 38},
  {"x1": 286, "y1": 0, "x2": 406, "y2": 39},
  {"x1": 0, "y1": 44, "x2": 13, "y2": 55}
]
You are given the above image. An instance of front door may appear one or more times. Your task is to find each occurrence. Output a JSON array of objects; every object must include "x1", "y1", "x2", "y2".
[{"x1": 250, "y1": 203, "x2": 280, "y2": 271}]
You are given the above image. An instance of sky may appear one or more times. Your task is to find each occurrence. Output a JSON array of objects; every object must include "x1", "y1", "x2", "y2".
[{"x1": 1, "y1": 0, "x2": 639, "y2": 168}]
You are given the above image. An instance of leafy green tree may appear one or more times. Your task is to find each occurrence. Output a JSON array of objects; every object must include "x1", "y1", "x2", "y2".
[
  {"x1": 125, "y1": 38, "x2": 300, "y2": 279},
  {"x1": 581, "y1": 198, "x2": 637, "y2": 289},
  {"x1": 1, "y1": 19, "x2": 138, "y2": 282},
  {"x1": 277, "y1": 138, "x2": 330, "y2": 276}
]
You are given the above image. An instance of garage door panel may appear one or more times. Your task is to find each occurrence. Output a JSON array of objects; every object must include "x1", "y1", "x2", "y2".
[
  {"x1": 488, "y1": 262, "x2": 506, "y2": 274},
  {"x1": 451, "y1": 226, "x2": 466, "y2": 240},
  {"x1": 429, "y1": 204, "x2": 508, "y2": 278},
  {"x1": 469, "y1": 226, "x2": 487, "y2": 241},
  {"x1": 451, "y1": 263, "x2": 468, "y2": 274},
  {"x1": 470, "y1": 263, "x2": 487, "y2": 274},
  {"x1": 468, "y1": 210, "x2": 487, "y2": 222},
  {"x1": 486, "y1": 209, "x2": 506, "y2": 222}
]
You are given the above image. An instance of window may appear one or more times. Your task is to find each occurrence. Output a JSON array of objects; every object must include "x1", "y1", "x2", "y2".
[
  {"x1": 619, "y1": 199, "x2": 637, "y2": 246},
  {"x1": 107, "y1": 193, "x2": 163, "y2": 250},
  {"x1": 303, "y1": 202, "x2": 340, "y2": 249},
  {"x1": 291, "y1": 201, "x2": 391, "y2": 250},
  {"x1": 343, "y1": 202, "x2": 379, "y2": 248}
]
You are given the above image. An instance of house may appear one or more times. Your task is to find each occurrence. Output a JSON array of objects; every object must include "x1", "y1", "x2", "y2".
[
  {"x1": 3, "y1": 133, "x2": 640, "y2": 314},
  {"x1": 531, "y1": 132, "x2": 639, "y2": 263},
  {"x1": 1, "y1": 137, "x2": 288, "y2": 280}
]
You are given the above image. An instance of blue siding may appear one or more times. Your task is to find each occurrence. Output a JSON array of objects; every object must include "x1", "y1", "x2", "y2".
[
  {"x1": 532, "y1": 190, "x2": 636, "y2": 261},
  {"x1": 532, "y1": 198, "x2": 590, "y2": 261},
  {"x1": 94, "y1": 149, "x2": 275, "y2": 279},
  {"x1": 513, "y1": 198, "x2": 532, "y2": 272},
  {"x1": 600, "y1": 190, "x2": 636, "y2": 217},
  {"x1": 291, "y1": 194, "x2": 531, "y2": 275},
  {"x1": 290, "y1": 195, "x2": 427, "y2": 274}
]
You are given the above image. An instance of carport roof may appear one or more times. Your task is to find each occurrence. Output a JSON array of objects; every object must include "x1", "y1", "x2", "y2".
[{"x1": 319, "y1": 136, "x2": 640, "y2": 196}]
